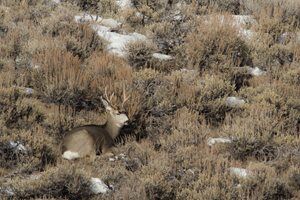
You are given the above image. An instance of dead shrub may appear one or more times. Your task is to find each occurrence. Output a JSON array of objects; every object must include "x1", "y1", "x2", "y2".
[
  {"x1": 147, "y1": 20, "x2": 190, "y2": 70},
  {"x1": 126, "y1": 41, "x2": 156, "y2": 69},
  {"x1": 187, "y1": 75, "x2": 234, "y2": 124},
  {"x1": 31, "y1": 48, "x2": 95, "y2": 109},
  {"x1": 3, "y1": 99, "x2": 45, "y2": 129},
  {"x1": 186, "y1": 16, "x2": 252, "y2": 73},
  {"x1": 145, "y1": 182, "x2": 176, "y2": 200},
  {"x1": 261, "y1": 178, "x2": 293, "y2": 200},
  {"x1": 42, "y1": 13, "x2": 106, "y2": 60},
  {"x1": 280, "y1": 65, "x2": 300, "y2": 86},
  {"x1": 195, "y1": 0, "x2": 241, "y2": 14},
  {"x1": 65, "y1": 23, "x2": 106, "y2": 60},
  {"x1": 239, "y1": 84, "x2": 300, "y2": 136},
  {"x1": 242, "y1": 0, "x2": 300, "y2": 28},
  {"x1": 126, "y1": 0, "x2": 167, "y2": 26},
  {"x1": 0, "y1": 126, "x2": 58, "y2": 173},
  {"x1": 0, "y1": 140, "x2": 31, "y2": 169},
  {"x1": 226, "y1": 137, "x2": 278, "y2": 161},
  {"x1": 65, "y1": 0, "x2": 101, "y2": 13},
  {"x1": 10, "y1": 165, "x2": 93, "y2": 199}
]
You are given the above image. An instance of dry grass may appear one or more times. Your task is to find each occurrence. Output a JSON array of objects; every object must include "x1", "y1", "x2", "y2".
[{"x1": 0, "y1": 0, "x2": 299, "y2": 199}]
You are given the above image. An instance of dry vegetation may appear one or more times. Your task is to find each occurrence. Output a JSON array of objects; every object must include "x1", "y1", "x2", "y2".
[{"x1": 0, "y1": 0, "x2": 299, "y2": 199}]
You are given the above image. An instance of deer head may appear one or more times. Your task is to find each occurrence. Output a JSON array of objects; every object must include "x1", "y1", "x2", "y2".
[{"x1": 101, "y1": 86, "x2": 130, "y2": 128}]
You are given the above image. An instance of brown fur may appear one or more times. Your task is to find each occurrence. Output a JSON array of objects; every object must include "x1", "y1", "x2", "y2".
[{"x1": 61, "y1": 124, "x2": 116, "y2": 159}]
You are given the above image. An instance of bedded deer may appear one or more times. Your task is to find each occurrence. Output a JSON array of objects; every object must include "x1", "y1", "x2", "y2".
[{"x1": 61, "y1": 88, "x2": 130, "y2": 160}]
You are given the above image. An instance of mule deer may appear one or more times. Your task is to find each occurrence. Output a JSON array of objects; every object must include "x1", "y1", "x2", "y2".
[{"x1": 61, "y1": 87, "x2": 130, "y2": 160}]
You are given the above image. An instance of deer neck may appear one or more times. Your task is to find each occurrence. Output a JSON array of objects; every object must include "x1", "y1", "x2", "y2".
[{"x1": 104, "y1": 116, "x2": 122, "y2": 139}]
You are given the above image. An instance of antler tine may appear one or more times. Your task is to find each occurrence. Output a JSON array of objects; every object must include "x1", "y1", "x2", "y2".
[
  {"x1": 103, "y1": 87, "x2": 114, "y2": 103},
  {"x1": 104, "y1": 87, "x2": 109, "y2": 101},
  {"x1": 121, "y1": 84, "x2": 130, "y2": 109}
]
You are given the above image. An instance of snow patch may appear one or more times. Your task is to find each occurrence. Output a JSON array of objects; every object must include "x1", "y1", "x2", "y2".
[
  {"x1": 52, "y1": 0, "x2": 60, "y2": 4},
  {"x1": 92, "y1": 24, "x2": 147, "y2": 56},
  {"x1": 0, "y1": 187, "x2": 14, "y2": 196},
  {"x1": 75, "y1": 14, "x2": 122, "y2": 29},
  {"x1": 75, "y1": 14, "x2": 102, "y2": 23},
  {"x1": 29, "y1": 173, "x2": 42, "y2": 180},
  {"x1": 152, "y1": 53, "x2": 173, "y2": 61},
  {"x1": 247, "y1": 67, "x2": 266, "y2": 76},
  {"x1": 109, "y1": 153, "x2": 127, "y2": 162},
  {"x1": 226, "y1": 97, "x2": 246, "y2": 107},
  {"x1": 90, "y1": 178, "x2": 110, "y2": 194},
  {"x1": 9, "y1": 141, "x2": 27, "y2": 153},
  {"x1": 207, "y1": 137, "x2": 232, "y2": 146},
  {"x1": 229, "y1": 167, "x2": 252, "y2": 178},
  {"x1": 232, "y1": 15, "x2": 256, "y2": 27},
  {"x1": 75, "y1": 13, "x2": 147, "y2": 57},
  {"x1": 62, "y1": 151, "x2": 80, "y2": 160},
  {"x1": 101, "y1": 18, "x2": 122, "y2": 29},
  {"x1": 24, "y1": 87, "x2": 34, "y2": 95},
  {"x1": 116, "y1": 0, "x2": 132, "y2": 9}
]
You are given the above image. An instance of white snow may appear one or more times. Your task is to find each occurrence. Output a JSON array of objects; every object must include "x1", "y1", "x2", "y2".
[
  {"x1": 116, "y1": 0, "x2": 132, "y2": 9},
  {"x1": 278, "y1": 32, "x2": 289, "y2": 44},
  {"x1": 233, "y1": 16, "x2": 256, "y2": 39},
  {"x1": 90, "y1": 178, "x2": 110, "y2": 194},
  {"x1": 226, "y1": 97, "x2": 246, "y2": 107},
  {"x1": 109, "y1": 153, "x2": 127, "y2": 162},
  {"x1": 152, "y1": 53, "x2": 173, "y2": 61},
  {"x1": 9, "y1": 141, "x2": 27, "y2": 153},
  {"x1": 100, "y1": 18, "x2": 122, "y2": 29},
  {"x1": 75, "y1": 12, "x2": 148, "y2": 57},
  {"x1": 62, "y1": 151, "x2": 80, "y2": 160},
  {"x1": 232, "y1": 15, "x2": 256, "y2": 27},
  {"x1": 25, "y1": 87, "x2": 34, "y2": 95},
  {"x1": 52, "y1": 0, "x2": 60, "y2": 4},
  {"x1": 29, "y1": 173, "x2": 42, "y2": 180},
  {"x1": 207, "y1": 137, "x2": 232, "y2": 146},
  {"x1": 109, "y1": 157, "x2": 116, "y2": 162},
  {"x1": 75, "y1": 14, "x2": 121, "y2": 29},
  {"x1": 1, "y1": 187, "x2": 14, "y2": 196},
  {"x1": 75, "y1": 14, "x2": 102, "y2": 23},
  {"x1": 239, "y1": 29, "x2": 256, "y2": 39},
  {"x1": 247, "y1": 67, "x2": 266, "y2": 76},
  {"x1": 92, "y1": 24, "x2": 147, "y2": 56},
  {"x1": 229, "y1": 167, "x2": 252, "y2": 178}
]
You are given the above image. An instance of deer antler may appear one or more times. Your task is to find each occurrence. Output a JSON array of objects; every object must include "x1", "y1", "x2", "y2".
[
  {"x1": 121, "y1": 84, "x2": 131, "y2": 109},
  {"x1": 101, "y1": 87, "x2": 115, "y2": 110},
  {"x1": 104, "y1": 86, "x2": 115, "y2": 104}
]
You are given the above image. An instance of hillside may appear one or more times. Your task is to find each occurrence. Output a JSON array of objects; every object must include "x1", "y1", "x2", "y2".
[{"x1": 0, "y1": 0, "x2": 299, "y2": 199}]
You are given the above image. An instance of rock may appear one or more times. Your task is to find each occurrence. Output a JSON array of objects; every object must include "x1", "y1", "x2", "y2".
[
  {"x1": 207, "y1": 137, "x2": 232, "y2": 146},
  {"x1": 229, "y1": 167, "x2": 252, "y2": 178},
  {"x1": 226, "y1": 97, "x2": 246, "y2": 107},
  {"x1": 152, "y1": 53, "x2": 173, "y2": 61},
  {"x1": 90, "y1": 178, "x2": 110, "y2": 194}
]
